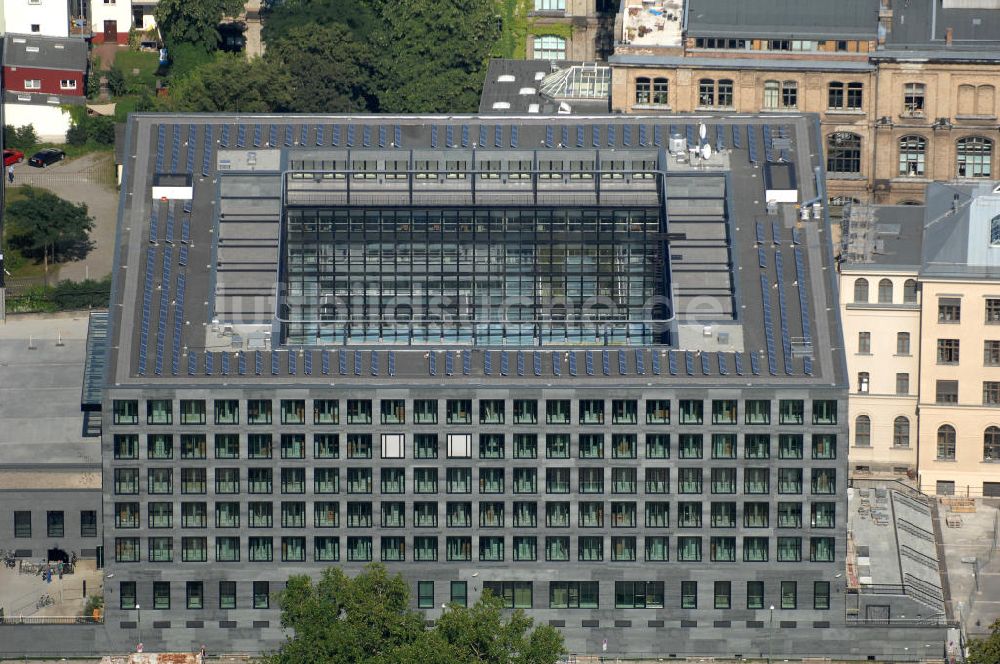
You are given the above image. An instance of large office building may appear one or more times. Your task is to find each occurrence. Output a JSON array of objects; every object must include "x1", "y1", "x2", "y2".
[
  {"x1": 841, "y1": 182, "x2": 1000, "y2": 497},
  {"x1": 86, "y1": 110, "x2": 949, "y2": 657}
]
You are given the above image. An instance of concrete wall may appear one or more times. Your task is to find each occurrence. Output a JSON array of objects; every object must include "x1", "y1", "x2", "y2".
[
  {"x1": 3, "y1": 102, "x2": 71, "y2": 142},
  {"x1": 0, "y1": 488, "x2": 103, "y2": 560},
  {"x1": 2, "y1": 0, "x2": 68, "y2": 37}
]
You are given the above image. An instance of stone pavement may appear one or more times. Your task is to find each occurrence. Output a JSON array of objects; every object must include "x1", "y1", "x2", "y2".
[
  {"x1": 937, "y1": 497, "x2": 1000, "y2": 637},
  {"x1": 0, "y1": 560, "x2": 103, "y2": 620},
  {"x1": 6, "y1": 152, "x2": 120, "y2": 283}
]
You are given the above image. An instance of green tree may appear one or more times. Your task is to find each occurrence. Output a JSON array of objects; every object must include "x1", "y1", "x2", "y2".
[
  {"x1": 261, "y1": 564, "x2": 564, "y2": 664},
  {"x1": 969, "y1": 619, "x2": 1000, "y2": 664},
  {"x1": 261, "y1": 0, "x2": 376, "y2": 44},
  {"x1": 374, "y1": 0, "x2": 500, "y2": 113},
  {"x1": 154, "y1": 0, "x2": 244, "y2": 52},
  {"x1": 167, "y1": 54, "x2": 292, "y2": 112},
  {"x1": 5, "y1": 187, "x2": 94, "y2": 284},
  {"x1": 106, "y1": 66, "x2": 127, "y2": 97},
  {"x1": 265, "y1": 22, "x2": 374, "y2": 113}
]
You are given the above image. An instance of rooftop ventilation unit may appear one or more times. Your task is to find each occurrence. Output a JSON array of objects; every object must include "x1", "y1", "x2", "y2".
[
  {"x1": 491, "y1": 102, "x2": 511, "y2": 110},
  {"x1": 497, "y1": 75, "x2": 515, "y2": 83},
  {"x1": 518, "y1": 87, "x2": 536, "y2": 95}
]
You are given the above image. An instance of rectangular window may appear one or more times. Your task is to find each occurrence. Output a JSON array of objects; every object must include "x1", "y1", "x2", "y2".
[
  {"x1": 679, "y1": 400, "x2": 703, "y2": 424},
  {"x1": 46, "y1": 510, "x2": 64, "y2": 537},
  {"x1": 513, "y1": 467, "x2": 536, "y2": 493},
  {"x1": 147, "y1": 399, "x2": 172, "y2": 425},
  {"x1": 186, "y1": 581, "x2": 203, "y2": 609},
  {"x1": 744, "y1": 536, "x2": 769, "y2": 562},
  {"x1": 679, "y1": 434, "x2": 702, "y2": 459},
  {"x1": 810, "y1": 537, "x2": 836, "y2": 562},
  {"x1": 253, "y1": 581, "x2": 270, "y2": 609},
  {"x1": 747, "y1": 581, "x2": 765, "y2": 609},
  {"x1": 147, "y1": 538, "x2": 173, "y2": 565},
  {"x1": 711, "y1": 468, "x2": 736, "y2": 494},
  {"x1": 778, "y1": 468, "x2": 803, "y2": 494},
  {"x1": 479, "y1": 434, "x2": 505, "y2": 459},
  {"x1": 214, "y1": 399, "x2": 238, "y2": 424},
  {"x1": 579, "y1": 399, "x2": 604, "y2": 424},
  {"x1": 446, "y1": 468, "x2": 471, "y2": 494},
  {"x1": 447, "y1": 434, "x2": 472, "y2": 458},
  {"x1": 479, "y1": 399, "x2": 504, "y2": 424},
  {"x1": 413, "y1": 399, "x2": 437, "y2": 424},
  {"x1": 417, "y1": 581, "x2": 435, "y2": 609},
  {"x1": 858, "y1": 331, "x2": 871, "y2": 354},
  {"x1": 546, "y1": 400, "x2": 570, "y2": 424},
  {"x1": 214, "y1": 434, "x2": 239, "y2": 459},
  {"x1": 249, "y1": 536, "x2": 273, "y2": 562},
  {"x1": 779, "y1": 400, "x2": 804, "y2": 424},
  {"x1": 120, "y1": 581, "x2": 137, "y2": 609},
  {"x1": 181, "y1": 434, "x2": 206, "y2": 459},
  {"x1": 712, "y1": 399, "x2": 737, "y2": 424},
  {"x1": 677, "y1": 536, "x2": 701, "y2": 561},
  {"x1": 745, "y1": 434, "x2": 770, "y2": 459},
  {"x1": 483, "y1": 581, "x2": 532, "y2": 609},
  {"x1": 414, "y1": 434, "x2": 438, "y2": 459},
  {"x1": 381, "y1": 399, "x2": 405, "y2": 425},
  {"x1": 312, "y1": 434, "x2": 337, "y2": 459},
  {"x1": 579, "y1": 434, "x2": 604, "y2": 459},
  {"x1": 513, "y1": 502, "x2": 536, "y2": 527},
  {"x1": 113, "y1": 400, "x2": 138, "y2": 425},
  {"x1": 812, "y1": 400, "x2": 837, "y2": 425},
  {"x1": 279, "y1": 399, "x2": 305, "y2": 425},
  {"x1": 114, "y1": 434, "x2": 139, "y2": 459},
  {"x1": 216, "y1": 536, "x2": 240, "y2": 562},
  {"x1": 381, "y1": 433, "x2": 405, "y2": 459},
  {"x1": 745, "y1": 399, "x2": 770, "y2": 424},
  {"x1": 614, "y1": 581, "x2": 664, "y2": 609},
  {"x1": 646, "y1": 434, "x2": 670, "y2": 459},
  {"x1": 546, "y1": 434, "x2": 570, "y2": 459},
  {"x1": 446, "y1": 399, "x2": 472, "y2": 424},
  {"x1": 711, "y1": 502, "x2": 736, "y2": 528},
  {"x1": 116, "y1": 537, "x2": 141, "y2": 562},
  {"x1": 219, "y1": 581, "x2": 237, "y2": 609},
  {"x1": 938, "y1": 338, "x2": 961, "y2": 364},
  {"x1": 710, "y1": 536, "x2": 736, "y2": 562},
  {"x1": 777, "y1": 537, "x2": 801, "y2": 562},
  {"x1": 148, "y1": 468, "x2": 173, "y2": 494},
  {"x1": 549, "y1": 467, "x2": 572, "y2": 493},
  {"x1": 681, "y1": 580, "x2": 697, "y2": 609},
  {"x1": 14, "y1": 511, "x2": 31, "y2": 538},
  {"x1": 180, "y1": 399, "x2": 205, "y2": 424},
  {"x1": 939, "y1": 298, "x2": 961, "y2": 322},
  {"x1": 346, "y1": 399, "x2": 371, "y2": 424},
  {"x1": 514, "y1": 434, "x2": 537, "y2": 459},
  {"x1": 678, "y1": 468, "x2": 702, "y2": 494},
  {"x1": 414, "y1": 468, "x2": 438, "y2": 494},
  {"x1": 248, "y1": 468, "x2": 272, "y2": 494},
  {"x1": 247, "y1": 399, "x2": 272, "y2": 425},
  {"x1": 81, "y1": 510, "x2": 97, "y2": 537},
  {"x1": 714, "y1": 581, "x2": 731, "y2": 609},
  {"x1": 612, "y1": 399, "x2": 638, "y2": 424},
  {"x1": 896, "y1": 373, "x2": 910, "y2": 395},
  {"x1": 814, "y1": 581, "x2": 831, "y2": 610},
  {"x1": 646, "y1": 399, "x2": 670, "y2": 424},
  {"x1": 182, "y1": 537, "x2": 208, "y2": 562},
  {"x1": 645, "y1": 467, "x2": 669, "y2": 493},
  {"x1": 314, "y1": 399, "x2": 338, "y2": 424},
  {"x1": 612, "y1": 434, "x2": 637, "y2": 459},
  {"x1": 985, "y1": 382, "x2": 1000, "y2": 405},
  {"x1": 114, "y1": 468, "x2": 139, "y2": 495},
  {"x1": 936, "y1": 380, "x2": 959, "y2": 404},
  {"x1": 512, "y1": 399, "x2": 537, "y2": 424},
  {"x1": 347, "y1": 434, "x2": 372, "y2": 459},
  {"x1": 781, "y1": 581, "x2": 797, "y2": 609},
  {"x1": 985, "y1": 340, "x2": 1000, "y2": 366},
  {"x1": 812, "y1": 434, "x2": 837, "y2": 459},
  {"x1": 450, "y1": 581, "x2": 468, "y2": 607}
]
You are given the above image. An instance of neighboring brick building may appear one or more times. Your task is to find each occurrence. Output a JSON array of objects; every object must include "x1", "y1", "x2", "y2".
[{"x1": 1, "y1": 33, "x2": 88, "y2": 141}]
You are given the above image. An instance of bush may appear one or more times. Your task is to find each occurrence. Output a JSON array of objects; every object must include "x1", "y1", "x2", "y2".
[
  {"x1": 65, "y1": 114, "x2": 116, "y2": 146},
  {"x1": 106, "y1": 67, "x2": 127, "y2": 97},
  {"x1": 4, "y1": 124, "x2": 38, "y2": 151}
]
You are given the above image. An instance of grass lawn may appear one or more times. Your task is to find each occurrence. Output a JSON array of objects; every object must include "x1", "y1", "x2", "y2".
[{"x1": 113, "y1": 50, "x2": 161, "y2": 88}]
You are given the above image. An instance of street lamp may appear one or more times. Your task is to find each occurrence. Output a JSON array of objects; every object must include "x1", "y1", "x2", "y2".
[
  {"x1": 136, "y1": 604, "x2": 141, "y2": 651},
  {"x1": 767, "y1": 605, "x2": 775, "y2": 664}
]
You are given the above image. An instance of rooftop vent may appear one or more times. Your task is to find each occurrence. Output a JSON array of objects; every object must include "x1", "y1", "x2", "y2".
[
  {"x1": 518, "y1": 87, "x2": 536, "y2": 95},
  {"x1": 528, "y1": 104, "x2": 540, "y2": 113},
  {"x1": 54, "y1": 44, "x2": 64, "y2": 49},
  {"x1": 491, "y1": 101, "x2": 511, "y2": 110},
  {"x1": 534, "y1": 72, "x2": 545, "y2": 81},
  {"x1": 25, "y1": 46, "x2": 39, "y2": 53},
  {"x1": 12, "y1": 38, "x2": 25, "y2": 43},
  {"x1": 497, "y1": 74, "x2": 515, "y2": 83},
  {"x1": 557, "y1": 101, "x2": 572, "y2": 114}
]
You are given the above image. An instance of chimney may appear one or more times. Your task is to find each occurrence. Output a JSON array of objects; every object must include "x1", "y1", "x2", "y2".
[{"x1": 946, "y1": 27, "x2": 953, "y2": 46}]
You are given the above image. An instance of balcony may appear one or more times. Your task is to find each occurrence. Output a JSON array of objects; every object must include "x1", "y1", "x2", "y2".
[{"x1": 619, "y1": 0, "x2": 683, "y2": 49}]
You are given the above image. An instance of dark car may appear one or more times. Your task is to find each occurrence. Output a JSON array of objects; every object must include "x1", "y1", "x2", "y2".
[
  {"x1": 3, "y1": 149, "x2": 24, "y2": 167},
  {"x1": 28, "y1": 148, "x2": 66, "y2": 168}
]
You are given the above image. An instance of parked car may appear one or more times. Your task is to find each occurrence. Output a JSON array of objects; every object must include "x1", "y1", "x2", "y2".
[
  {"x1": 3, "y1": 149, "x2": 24, "y2": 167},
  {"x1": 28, "y1": 148, "x2": 65, "y2": 168}
]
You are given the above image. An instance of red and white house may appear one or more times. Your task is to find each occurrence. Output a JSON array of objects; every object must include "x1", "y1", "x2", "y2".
[{"x1": 2, "y1": 33, "x2": 88, "y2": 141}]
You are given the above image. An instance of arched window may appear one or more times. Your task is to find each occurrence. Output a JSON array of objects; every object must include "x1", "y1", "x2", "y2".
[
  {"x1": 853, "y1": 278, "x2": 869, "y2": 303},
  {"x1": 855, "y1": 415, "x2": 871, "y2": 447},
  {"x1": 893, "y1": 416, "x2": 910, "y2": 448},
  {"x1": 827, "y1": 132, "x2": 862, "y2": 174},
  {"x1": 903, "y1": 279, "x2": 918, "y2": 303},
  {"x1": 635, "y1": 77, "x2": 651, "y2": 104},
  {"x1": 898, "y1": 135, "x2": 926, "y2": 176},
  {"x1": 698, "y1": 79, "x2": 733, "y2": 108},
  {"x1": 957, "y1": 137, "x2": 993, "y2": 178},
  {"x1": 764, "y1": 80, "x2": 780, "y2": 109},
  {"x1": 937, "y1": 425, "x2": 956, "y2": 460},
  {"x1": 652, "y1": 78, "x2": 669, "y2": 105},
  {"x1": 847, "y1": 82, "x2": 864, "y2": 109},
  {"x1": 698, "y1": 78, "x2": 716, "y2": 107},
  {"x1": 985, "y1": 426, "x2": 1000, "y2": 461},
  {"x1": 878, "y1": 278, "x2": 894, "y2": 303},
  {"x1": 991, "y1": 214, "x2": 1000, "y2": 247},
  {"x1": 533, "y1": 35, "x2": 566, "y2": 60}
]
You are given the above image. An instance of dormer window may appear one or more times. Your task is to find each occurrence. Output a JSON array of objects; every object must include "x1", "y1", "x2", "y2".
[{"x1": 991, "y1": 214, "x2": 1000, "y2": 246}]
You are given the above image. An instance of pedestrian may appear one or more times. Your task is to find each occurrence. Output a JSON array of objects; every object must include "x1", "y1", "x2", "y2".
[
  {"x1": 136, "y1": 642, "x2": 143, "y2": 653},
  {"x1": 200, "y1": 644, "x2": 207, "y2": 663},
  {"x1": 7, "y1": 165, "x2": 14, "y2": 184}
]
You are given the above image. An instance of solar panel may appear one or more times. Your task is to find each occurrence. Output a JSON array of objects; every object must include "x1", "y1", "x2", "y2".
[
  {"x1": 220, "y1": 124, "x2": 230, "y2": 148},
  {"x1": 533, "y1": 351, "x2": 542, "y2": 376},
  {"x1": 718, "y1": 353, "x2": 728, "y2": 375},
  {"x1": 685, "y1": 352, "x2": 695, "y2": 375},
  {"x1": 320, "y1": 349, "x2": 329, "y2": 375},
  {"x1": 592, "y1": 125, "x2": 600, "y2": 147},
  {"x1": 387, "y1": 351, "x2": 396, "y2": 376},
  {"x1": 186, "y1": 125, "x2": 196, "y2": 173},
  {"x1": 445, "y1": 351, "x2": 454, "y2": 376},
  {"x1": 315, "y1": 125, "x2": 324, "y2": 146},
  {"x1": 715, "y1": 124, "x2": 725, "y2": 152},
  {"x1": 585, "y1": 351, "x2": 594, "y2": 376},
  {"x1": 601, "y1": 350, "x2": 610, "y2": 375},
  {"x1": 500, "y1": 351, "x2": 509, "y2": 376},
  {"x1": 187, "y1": 351, "x2": 197, "y2": 375},
  {"x1": 654, "y1": 124, "x2": 663, "y2": 147},
  {"x1": 202, "y1": 125, "x2": 213, "y2": 176},
  {"x1": 755, "y1": 222, "x2": 765, "y2": 245},
  {"x1": 431, "y1": 125, "x2": 438, "y2": 148},
  {"x1": 460, "y1": 125, "x2": 468, "y2": 148},
  {"x1": 639, "y1": 124, "x2": 648, "y2": 146},
  {"x1": 289, "y1": 351, "x2": 297, "y2": 375},
  {"x1": 256, "y1": 350, "x2": 263, "y2": 375},
  {"x1": 545, "y1": 126, "x2": 554, "y2": 148},
  {"x1": 794, "y1": 247, "x2": 812, "y2": 344},
  {"x1": 510, "y1": 125, "x2": 519, "y2": 148},
  {"x1": 576, "y1": 125, "x2": 584, "y2": 147},
  {"x1": 284, "y1": 125, "x2": 293, "y2": 147},
  {"x1": 378, "y1": 125, "x2": 387, "y2": 148},
  {"x1": 494, "y1": 125, "x2": 502, "y2": 148},
  {"x1": 462, "y1": 350, "x2": 471, "y2": 375},
  {"x1": 618, "y1": 350, "x2": 627, "y2": 375},
  {"x1": 395, "y1": 125, "x2": 403, "y2": 148},
  {"x1": 332, "y1": 125, "x2": 341, "y2": 146},
  {"x1": 748, "y1": 126, "x2": 759, "y2": 164},
  {"x1": 479, "y1": 125, "x2": 487, "y2": 148},
  {"x1": 750, "y1": 352, "x2": 760, "y2": 375},
  {"x1": 651, "y1": 351, "x2": 661, "y2": 375},
  {"x1": 758, "y1": 247, "x2": 767, "y2": 268},
  {"x1": 701, "y1": 352, "x2": 710, "y2": 375},
  {"x1": 300, "y1": 124, "x2": 309, "y2": 146},
  {"x1": 361, "y1": 125, "x2": 371, "y2": 147},
  {"x1": 775, "y1": 250, "x2": 793, "y2": 375},
  {"x1": 516, "y1": 351, "x2": 524, "y2": 376},
  {"x1": 668, "y1": 351, "x2": 677, "y2": 375},
  {"x1": 221, "y1": 352, "x2": 230, "y2": 375},
  {"x1": 354, "y1": 350, "x2": 362, "y2": 375},
  {"x1": 237, "y1": 124, "x2": 247, "y2": 148},
  {"x1": 446, "y1": 125, "x2": 454, "y2": 148},
  {"x1": 304, "y1": 350, "x2": 313, "y2": 375},
  {"x1": 205, "y1": 351, "x2": 214, "y2": 375},
  {"x1": 253, "y1": 124, "x2": 262, "y2": 147},
  {"x1": 803, "y1": 356, "x2": 813, "y2": 375},
  {"x1": 734, "y1": 353, "x2": 744, "y2": 376},
  {"x1": 484, "y1": 351, "x2": 493, "y2": 375},
  {"x1": 686, "y1": 124, "x2": 695, "y2": 146},
  {"x1": 792, "y1": 228, "x2": 801, "y2": 245},
  {"x1": 772, "y1": 221, "x2": 781, "y2": 245},
  {"x1": 623, "y1": 124, "x2": 632, "y2": 147},
  {"x1": 339, "y1": 350, "x2": 347, "y2": 375},
  {"x1": 568, "y1": 352, "x2": 577, "y2": 376},
  {"x1": 607, "y1": 125, "x2": 616, "y2": 146},
  {"x1": 368, "y1": 351, "x2": 376, "y2": 376},
  {"x1": 552, "y1": 353, "x2": 561, "y2": 376},
  {"x1": 429, "y1": 352, "x2": 437, "y2": 376},
  {"x1": 635, "y1": 349, "x2": 645, "y2": 375},
  {"x1": 272, "y1": 351, "x2": 280, "y2": 375},
  {"x1": 346, "y1": 124, "x2": 356, "y2": 147},
  {"x1": 760, "y1": 274, "x2": 778, "y2": 376}
]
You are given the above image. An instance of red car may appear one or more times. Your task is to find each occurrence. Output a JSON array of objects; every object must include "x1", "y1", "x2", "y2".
[{"x1": 3, "y1": 149, "x2": 24, "y2": 167}]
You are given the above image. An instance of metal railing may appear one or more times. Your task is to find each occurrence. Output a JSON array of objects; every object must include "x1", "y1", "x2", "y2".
[{"x1": 0, "y1": 615, "x2": 102, "y2": 625}]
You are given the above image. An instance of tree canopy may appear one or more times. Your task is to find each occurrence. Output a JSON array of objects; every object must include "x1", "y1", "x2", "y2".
[
  {"x1": 969, "y1": 619, "x2": 1000, "y2": 664},
  {"x1": 155, "y1": 0, "x2": 245, "y2": 52},
  {"x1": 166, "y1": 54, "x2": 293, "y2": 113},
  {"x1": 5, "y1": 187, "x2": 94, "y2": 283},
  {"x1": 261, "y1": 0, "x2": 377, "y2": 44},
  {"x1": 260, "y1": 564, "x2": 565, "y2": 664}
]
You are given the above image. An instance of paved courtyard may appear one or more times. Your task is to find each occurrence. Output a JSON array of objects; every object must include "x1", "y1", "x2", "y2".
[
  {"x1": 937, "y1": 497, "x2": 1000, "y2": 637},
  {"x1": 0, "y1": 559, "x2": 103, "y2": 620}
]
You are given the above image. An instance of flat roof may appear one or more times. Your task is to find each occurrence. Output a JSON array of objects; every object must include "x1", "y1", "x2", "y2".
[
  {"x1": 841, "y1": 204, "x2": 925, "y2": 270},
  {"x1": 107, "y1": 113, "x2": 845, "y2": 390},
  {"x1": 685, "y1": 0, "x2": 880, "y2": 40},
  {"x1": 479, "y1": 59, "x2": 610, "y2": 115},
  {"x1": 881, "y1": 0, "x2": 1000, "y2": 55}
]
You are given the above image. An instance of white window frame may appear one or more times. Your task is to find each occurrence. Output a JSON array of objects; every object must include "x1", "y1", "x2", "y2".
[
  {"x1": 24, "y1": 80, "x2": 41, "y2": 90},
  {"x1": 381, "y1": 434, "x2": 405, "y2": 459},
  {"x1": 60, "y1": 79, "x2": 77, "y2": 90},
  {"x1": 447, "y1": 434, "x2": 472, "y2": 459}
]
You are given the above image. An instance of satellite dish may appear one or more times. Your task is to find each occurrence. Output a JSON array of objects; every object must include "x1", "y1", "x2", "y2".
[
  {"x1": 702, "y1": 143, "x2": 712, "y2": 160},
  {"x1": 699, "y1": 123, "x2": 707, "y2": 140}
]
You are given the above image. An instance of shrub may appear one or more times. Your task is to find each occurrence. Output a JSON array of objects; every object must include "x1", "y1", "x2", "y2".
[
  {"x1": 4, "y1": 124, "x2": 38, "y2": 151},
  {"x1": 106, "y1": 67, "x2": 127, "y2": 97}
]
